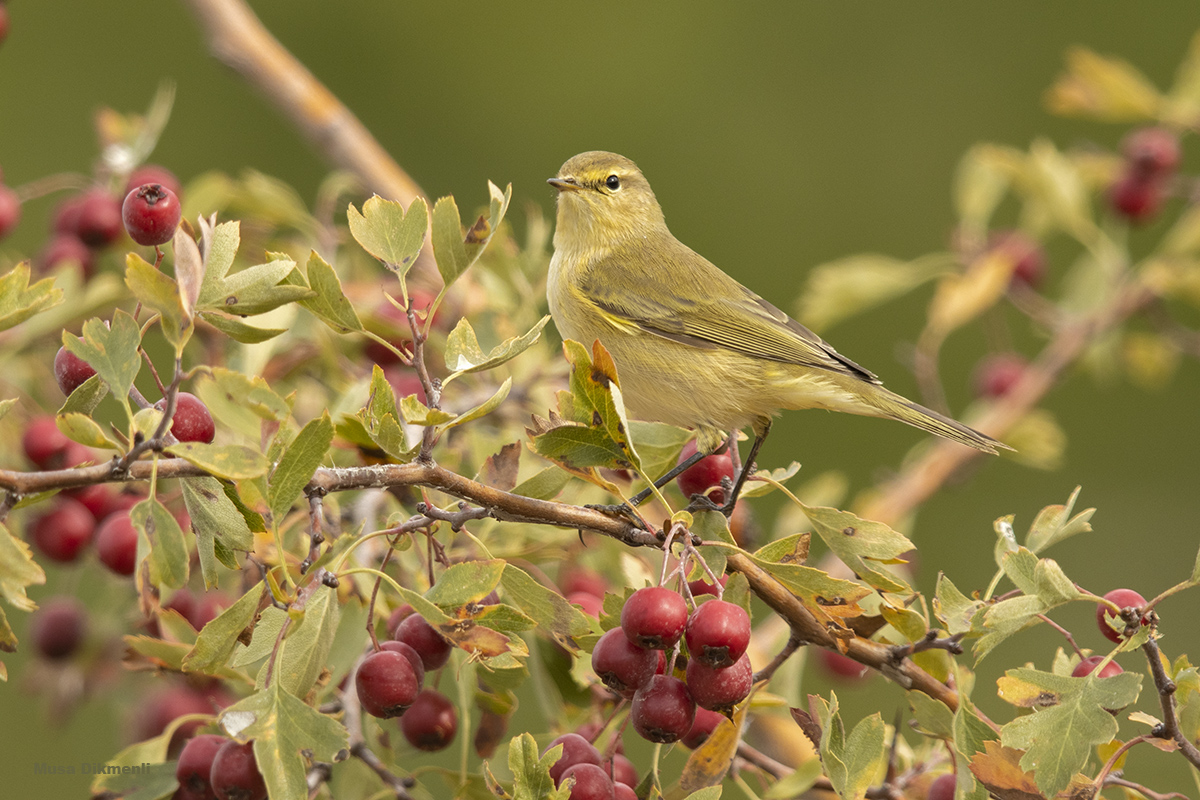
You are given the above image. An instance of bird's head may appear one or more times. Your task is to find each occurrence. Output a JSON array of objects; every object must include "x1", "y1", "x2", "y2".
[{"x1": 549, "y1": 151, "x2": 666, "y2": 249}]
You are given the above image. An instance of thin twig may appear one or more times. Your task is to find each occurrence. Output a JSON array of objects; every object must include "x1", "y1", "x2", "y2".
[
  {"x1": 752, "y1": 634, "x2": 802, "y2": 684},
  {"x1": 1144, "y1": 636, "x2": 1200, "y2": 769},
  {"x1": 1103, "y1": 774, "x2": 1190, "y2": 800}
]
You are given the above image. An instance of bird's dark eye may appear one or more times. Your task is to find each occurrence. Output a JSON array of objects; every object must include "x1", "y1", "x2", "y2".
[{"x1": 605, "y1": 174, "x2": 621, "y2": 191}]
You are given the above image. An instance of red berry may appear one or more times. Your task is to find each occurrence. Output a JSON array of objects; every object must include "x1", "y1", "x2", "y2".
[
  {"x1": 544, "y1": 733, "x2": 602, "y2": 785},
  {"x1": 819, "y1": 649, "x2": 870, "y2": 681},
  {"x1": 356, "y1": 649, "x2": 420, "y2": 718},
  {"x1": 54, "y1": 346, "x2": 97, "y2": 396},
  {"x1": 993, "y1": 230, "x2": 1045, "y2": 289},
  {"x1": 928, "y1": 773, "x2": 956, "y2": 800},
  {"x1": 1122, "y1": 127, "x2": 1181, "y2": 178},
  {"x1": 560, "y1": 566, "x2": 608, "y2": 599},
  {"x1": 685, "y1": 652, "x2": 753, "y2": 712},
  {"x1": 30, "y1": 597, "x2": 87, "y2": 660},
  {"x1": 157, "y1": 392, "x2": 216, "y2": 444},
  {"x1": 1097, "y1": 589, "x2": 1149, "y2": 643},
  {"x1": 378, "y1": 640, "x2": 426, "y2": 688},
  {"x1": 176, "y1": 734, "x2": 226, "y2": 799},
  {"x1": 400, "y1": 689, "x2": 458, "y2": 751},
  {"x1": 134, "y1": 684, "x2": 230, "y2": 747},
  {"x1": 189, "y1": 590, "x2": 231, "y2": 631},
  {"x1": 614, "y1": 784, "x2": 637, "y2": 800},
  {"x1": 75, "y1": 189, "x2": 123, "y2": 248},
  {"x1": 972, "y1": 352, "x2": 1027, "y2": 399},
  {"x1": 685, "y1": 599, "x2": 751, "y2": 668},
  {"x1": 96, "y1": 510, "x2": 139, "y2": 576},
  {"x1": 166, "y1": 588, "x2": 199, "y2": 624},
  {"x1": 0, "y1": 4, "x2": 9, "y2": 47},
  {"x1": 30, "y1": 496, "x2": 96, "y2": 562},
  {"x1": 1109, "y1": 173, "x2": 1165, "y2": 223},
  {"x1": 1071, "y1": 655, "x2": 1124, "y2": 679},
  {"x1": 123, "y1": 184, "x2": 182, "y2": 246},
  {"x1": 39, "y1": 234, "x2": 95, "y2": 277},
  {"x1": 558, "y1": 763, "x2": 615, "y2": 800},
  {"x1": 393, "y1": 613, "x2": 453, "y2": 671},
  {"x1": 687, "y1": 576, "x2": 727, "y2": 600},
  {"x1": 386, "y1": 604, "x2": 413, "y2": 637},
  {"x1": 22, "y1": 415, "x2": 73, "y2": 468},
  {"x1": 53, "y1": 195, "x2": 85, "y2": 235},
  {"x1": 631, "y1": 675, "x2": 695, "y2": 744},
  {"x1": 210, "y1": 740, "x2": 266, "y2": 800},
  {"x1": 621, "y1": 586, "x2": 687, "y2": 650},
  {"x1": 567, "y1": 591, "x2": 603, "y2": 618},
  {"x1": 676, "y1": 441, "x2": 735, "y2": 504},
  {"x1": 608, "y1": 754, "x2": 637, "y2": 788},
  {"x1": 0, "y1": 183, "x2": 20, "y2": 239},
  {"x1": 592, "y1": 628, "x2": 660, "y2": 698},
  {"x1": 126, "y1": 165, "x2": 183, "y2": 200},
  {"x1": 682, "y1": 706, "x2": 726, "y2": 749}
]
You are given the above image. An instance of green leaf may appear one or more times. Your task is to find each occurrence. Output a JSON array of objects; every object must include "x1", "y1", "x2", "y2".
[
  {"x1": 748, "y1": 553, "x2": 870, "y2": 620},
  {"x1": 1025, "y1": 486, "x2": 1094, "y2": 554},
  {"x1": 762, "y1": 761, "x2": 821, "y2": 799},
  {"x1": 908, "y1": 692, "x2": 955, "y2": 739},
  {"x1": 740, "y1": 461, "x2": 803, "y2": 499},
  {"x1": 444, "y1": 315, "x2": 551, "y2": 380},
  {"x1": 198, "y1": 219, "x2": 241, "y2": 304},
  {"x1": 203, "y1": 256, "x2": 315, "y2": 317},
  {"x1": 56, "y1": 411, "x2": 121, "y2": 450},
  {"x1": 167, "y1": 442, "x2": 270, "y2": 480},
  {"x1": 184, "y1": 582, "x2": 265, "y2": 673},
  {"x1": 347, "y1": 195, "x2": 428, "y2": 274},
  {"x1": 952, "y1": 693, "x2": 996, "y2": 799},
  {"x1": 399, "y1": 394, "x2": 456, "y2": 426},
  {"x1": 64, "y1": 310, "x2": 142, "y2": 402},
  {"x1": 218, "y1": 682, "x2": 349, "y2": 800},
  {"x1": 629, "y1": 422, "x2": 691, "y2": 486},
  {"x1": 126, "y1": 252, "x2": 191, "y2": 352},
  {"x1": 511, "y1": 467, "x2": 572, "y2": 500},
  {"x1": 934, "y1": 574, "x2": 985, "y2": 636},
  {"x1": 0, "y1": 261, "x2": 63, "y2": 331},
  {"x1": 89, "y1": 730, "x2": 179, "y2": 798},
  {"x1": 426, "y1": 560, "x2": 505, "y2": 609},
  {"x1": 501, "y1": 564, "x2": 593, "y2": 651},
  {"x1": 998, "y1": 667, "x2": 1142, "y2": 797},
  {"x1": 131, "y1": 497, "x2": 189, "y2": 591},
  {"x1": 58, "y1": 373, "x2": 108, "y2": 415},
  {"x1": 201, "y1": 367, "x2": 291, "y2": 424},
  {"x1": 182, "y1": 477, "x2": 256, "y2": 587},
  {"x1": 800, "y1": 503, "x2": 913, "y2": 593},
  {"x1": 276, "y1": 583, "x2": 339, "y2": 698},
  {"x1": 300, "y1": 250, "x2": 363, "y2": 333},
  {"x1": 268, "y1": 413, "x2": 333, "y2": 522},
  {"x1": 432, "y1": 182, "x2": 511, "y2": 287},
  {"x1": 508, "y1": 732, "x2": 571, "y2": 800},
  {"x1": 438, "y1": 377, "x2": 511, "y2": 432},
  {"x1": 797, "y1": 253, "x2": 951, "y2": 332},
  {"x1": 820, "y1": 695, "x2": 886, "y2": 800},
  {"x1": 198, "y1": 311, "x2": 287, "y2": 343},
  {"x1": 0, "y1": 522, "x2": 45, "y2": 612}
]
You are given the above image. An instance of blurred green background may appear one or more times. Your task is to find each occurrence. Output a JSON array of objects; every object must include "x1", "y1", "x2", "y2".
[{"x1": 2, "y1": 1, "x2": 1200, "y2": 796}]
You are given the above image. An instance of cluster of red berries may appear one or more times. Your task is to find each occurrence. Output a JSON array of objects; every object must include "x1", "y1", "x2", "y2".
[
  {"x1": 353, "y1": 608, "x2": 458, "y2": 751},
  {"x1": 1109, "y1": 127, "x2": 1181, "y2": 223},
  {"x1": 175, "y1": 734, "x2": 267, "y2": 800},
  {"x1": 540, "y1": 730, "x2": 639, "y2": 800},
  {"x1": 593, "y1": 584, "x2": 752, "y2": 746}
]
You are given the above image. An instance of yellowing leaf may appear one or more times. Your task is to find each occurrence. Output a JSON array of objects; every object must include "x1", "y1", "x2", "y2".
[
  {"x1": 1045, "y1": 46, "x2": 1162, "y2": 121},
  {"x1": 347, "y1": 195, "x2": 428, "y2": 275}
]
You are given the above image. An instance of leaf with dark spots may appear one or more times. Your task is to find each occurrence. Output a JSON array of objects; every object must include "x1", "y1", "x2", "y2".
[{"x1": 790, "y1": 708, "x2": 822, "y2": 751}]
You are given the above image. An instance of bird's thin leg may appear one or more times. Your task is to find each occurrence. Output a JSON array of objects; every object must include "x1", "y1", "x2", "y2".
[
  {"x1": 587, "y1": 437, "x2": 732, "y2": 517},
  {"x1": 722, "y1": 421, "x2": 770, "y2": 515}
]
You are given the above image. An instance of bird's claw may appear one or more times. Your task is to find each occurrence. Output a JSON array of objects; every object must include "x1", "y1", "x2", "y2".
[{"x1": 585, "y1": 502, "x2": 637, "y2": 519}]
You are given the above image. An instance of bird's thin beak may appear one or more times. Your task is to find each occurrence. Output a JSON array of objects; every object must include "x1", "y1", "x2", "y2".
[{"x1": 547, "y1": 177, "x2": 581, "y2": 192}]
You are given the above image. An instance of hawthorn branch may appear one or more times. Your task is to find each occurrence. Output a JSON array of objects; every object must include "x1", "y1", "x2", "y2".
[
  {"x1": 1144, "y1": 636, "x2": 1200, "y2": 769},
  {"x1": 862, "y1": 282, "x2": 1155, "y2": 526}
]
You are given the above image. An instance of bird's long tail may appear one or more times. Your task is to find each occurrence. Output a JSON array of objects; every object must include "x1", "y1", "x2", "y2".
[{"x1": 864, "y1": 385, "x2": 1011, "y2": 455}]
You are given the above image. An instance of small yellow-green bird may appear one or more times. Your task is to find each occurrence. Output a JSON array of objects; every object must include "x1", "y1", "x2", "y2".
[{"x1": 547, "y1": 151, "x2": 1005, "y2": 506}]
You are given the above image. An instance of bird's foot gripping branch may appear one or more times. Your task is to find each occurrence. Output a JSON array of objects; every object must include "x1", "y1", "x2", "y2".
[{"x1": 4, "y1": 27, "x2": 1200, "y2": 800}]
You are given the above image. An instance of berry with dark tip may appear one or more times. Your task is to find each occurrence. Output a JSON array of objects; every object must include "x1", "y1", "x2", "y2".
[
  {"x1": 393, "y1": 613, "x2": 453, "y2": 670},
  {"x1": 0, "y1": 183, "x2": 19, "y2": 239},
  {"x1": 30, "y1": 496, "x2": 96, "y2": 562},
  {"x1": 592, "y1": 628, "x2": 659, "y2": 698},
  {"x1": 1097, "y1": 588, "x2": 1149, "y2": 643},
  {"x1": 126, "y1": 165, "x2": 183, "y2": 200},
  {"x1": 30, "y1": 597, "x2": 87, "y2": 660},
  {"x1": 210, "y1": 740, "x2": 267, "y2": 800},
  {"x1": 356, "y1": 649, "x2": 420, "y2": 718},
  {"x1": 54, "y1": 346, "x2": 97, "y2": 396},
  {"x1": 630, "y1": 675, "x2": 695, "y2": 744},
  {"x1": 156, "y1": 392, "x2": 216, "y2": 444},
  {"x1": 685, "y1": 652, "x2": 753, "y2": 712},
  {"x1": 75, "y1": 189, "x2": 123, "y2": 247},
  {"x1": 175, "y1": 734, "x2": 226, "y2": 799},
  {"x1": 400, "y1": 689, "x2": 458, "y2": 751},
  {"x1": 96, "y1": 510, "x2": 139, "y2": 576},
  {"x1": 685, "y1": 599, "x2": 751, "y2": 668},
  {"x1": 676, "y1": 440, "x2": 734, "y2": 504},
  {"x1": 544, "y1": 733, "x2": 602, "y2": 785},
  {"x1": 621, "y1": 586, "x2": 687, "y2": 650},
  {"x1": 123, "y1": 183, "x2": 182, "y2": 246}
]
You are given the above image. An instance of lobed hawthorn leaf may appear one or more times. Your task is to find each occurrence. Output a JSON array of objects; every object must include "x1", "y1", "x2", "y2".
[
  {"x1": 126, "y1": 252, "x2": 190, "y2": 353},
  {"x1": 443, "y1": 315, "x2": 551, "y2": 382},
  {"x1": 198, "y1": 311, "x2": 287, "y2": 343},
  {"x1": 268, "y1": 413, "x2": 333, "y2": 523},
  {"x1": 800, "y1": 502, "x2": 913, "y2": 594},
  {"x1": 0, "y1": 261, "x2": 63, "y2": 332},
  {"x1": 196, "y1": 218, "x2": 240, "y2": 304},
  {"x1": 820, "y1": 694, "x2": 886, "y2": 800},
  {"x1": 167, "y1": 442, "x2": 269, "y2": 481},
  {"x1": 481, "y1": 442, "x2": 521, "y2": 491},
  {"x1": 400, "y1": 394, "x2": 455, "y2": 427},
  {"x1": 747, "y1": 554, "x2": 870, "y2": 621},
  {"x1": 56, "y1": 411, "x2": 120, "y2": 450},
  {"x1": 219, "y1": 681, "x2": 349, "y2": 800},
  {"x1": 183, "y1": 582, "x2": 266, "y2": 674},
  {"x1": 426, "y1": 560, "x2": 505, "y2": 609},
  {"x1": 275, "y1": 583, "x2": 339, "y2": 698},
  {"x1": 300, "y1": 250, "x2": 362, "y2": 333},
  {"x1": 968, "y1": 740, "x2": 1091, "y2": 800},
  {"x1": 508, "y1": 732, "x2": 571, "y2": 800},
  {"x1": 131, "y1": 497, "x2": 189, "y2": 592},
  {"x1": 566, "y1": 339, "x2": 641, "y2": 470},
  {"x1": 500, "y1": 564, "x2": 593, "y2": 652},
  {"x1": 907, "y1": 691, "x2": 955, "y2": 739},
  {"x1": 740, "y1": 461, "x2": 803, "y2": 499},
  {"x1": 182, "y1": 477, "x2": 256, "y2": 588},
  {"x1": 64, "y1": 310, "x2": 142, "y2": 402},
  {"x1": 1045, "y1": 45, "x2": 1162, "y2": 121},
  {"x1": 432, "y1": 182, "x2": 512, "y2": 288},
  {"x1": 203, "y1": 255, "x2": 314, "y2": 317},
  {"x1": 754, "y1": 532, "x2": 810, "y2": 566},
  {"x1": 998, "y1": 667, "x2": 1142, "y2": 798},
  {"x1": 0, "y1": 522, "x2": 45, "y2": 612},
  {"x1": 933, "y1": 573, "x2": 984, "y2": 636},
  {"x1": 57, "y1": 373, "x2": 108, "y2": 415},
  {"x1": 347, "y1": 195, "x2": 428, "y2": 275}
]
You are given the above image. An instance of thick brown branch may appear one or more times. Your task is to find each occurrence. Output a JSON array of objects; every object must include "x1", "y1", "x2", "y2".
[{"x1": 1144, "y1": 636, "x2": 1200, "y2": 769}]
